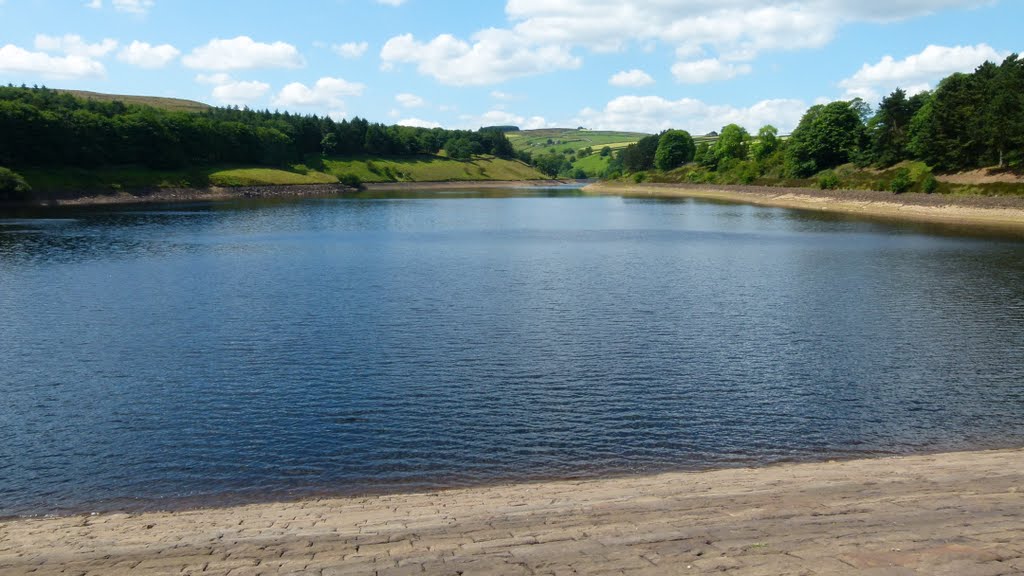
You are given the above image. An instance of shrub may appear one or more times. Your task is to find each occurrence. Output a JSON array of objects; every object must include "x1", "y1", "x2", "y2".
[
  {"x1": 0, "y1": 167, "x2": 32, "y2": 202},
  {"x1": 337, "y1": 173, "x2": 363, "y2": 188},
  {"x1": 633, "y1": 172, "x2": 647, "y2": 183},
  {"x1": 817, "y1": 170, "x2": 840, "y2": 190},
  {"x1": 921, "y1": 173, "x2": 939, "y2": 194},
  {"x1": 889, "y1": 168, "x2": 912, "y2": 194}
]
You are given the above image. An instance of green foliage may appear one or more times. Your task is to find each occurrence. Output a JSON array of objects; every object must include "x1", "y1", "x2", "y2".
[
  {"x1": 889, "y1": 168, "x2": 913, "y2": 193},
  {"x1": 654, "y1": 130, "x2": 695, "y2": 171},
  {"x1": 921, "y1": 173, "x2": 938, "y2": 194},
  {"x1": 337, "y1": 173, "x2": 363, "y2": 188},
  {"x1": 786, "y1": 101, "x2": 867, "y2": 177},
  {"x1": 712, "y1": 124, "x2": 750, "y2": 166},
  {"x1": 0, "y1": 166, "x2": 31, "y2": 202},
  {"x1": 633, "y1": 172, "x2": 647, "y2": 183},
  {"x1": 600, "y1": 146, "x2": 611, "y2": 157},
  {"x1": 621, "y1": 134, "x2": 661, "y2": 172},
  {"x1": 817, "y1": 170, "x2": 840, "y2": 190},
  {"x1": 751, "y1": 125, "x2": 779, "y2": 162},
  {"x1": 533, "y1": 152, "x2": 571, "y2": 177},
  {"x1": 0, "y1": 85, "x2": 517, "y2": 172}
]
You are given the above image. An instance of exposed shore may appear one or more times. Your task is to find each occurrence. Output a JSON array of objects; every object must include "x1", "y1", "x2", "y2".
[
  {"x1": 586, "y1": 181, "x2": 1024, "y2": 234},
  {"x1": 7, "y1": 180, "x2": 573, "y2": 208},
  {"x1": 1, "y1": 449, "x2": 1021, "y2": 575}
]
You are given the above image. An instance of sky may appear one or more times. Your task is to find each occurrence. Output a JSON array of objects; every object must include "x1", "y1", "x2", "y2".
[{"x1": 0, "y1": 0, "x2": 1021, "y2": 134}]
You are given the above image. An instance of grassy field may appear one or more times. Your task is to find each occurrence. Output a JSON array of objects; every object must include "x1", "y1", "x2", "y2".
[
  {"x1": 507, "y1": 129, "x2": 646, "y2": 155},
  {"x1": 322, "y1": 155, "x2": 545, "y2": 183},
  {"x1": 57, "y1": 90, "x2": 211, "y2": 113},
  {"x1": 17, "y1": 155, "x2": 547, "y2": 192}
]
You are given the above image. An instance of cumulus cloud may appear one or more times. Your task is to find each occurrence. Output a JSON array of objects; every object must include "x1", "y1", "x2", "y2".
[
  {"x1": 459, "y1": 109, "x2": 551, "y2": 130},
  {"x1": 380, "y1": 29, "x2": 580, "y2": 85},
  {"x1": 395, "y1": 93, "x2": 425, "y2": 108},
  {"x1": 397, "y1": 118, "x2": 442, "y2": 128},
  {"x1": 376, "y1": 0, "x2": 988, "y2": 85},
  {"x1": 839, "y1": 43, "x2": 1007, "y2": 102},
  {"x1": 117, "y1": 40, "x2": 179, "y2": 68},
  {"x1": 183, "y1": 36, "x2": 303, "y2": 71},
  {"x1": 273, "y1": 77, "x2": 365, "y2": 109},
  {"x1": 333, "y1": 41, "x2": 368, "y2": 59},
  {"x1": 0, "y1": 44, "x2": 106, "y2": 78},
  {"x1": 672, "y1": 59, "x2": 751, "y2": 83},
  {"x1": 212, "y1": 80, "x2": 270, "y2": 105},
  {"x1": 376, "y1": 0, "x2": 406, "y2": 5},
  {"x1": 609, "y1": 69, "x2": 654, "y2": 87},
  {"x1": 574, "y1": 95, "x2": 807, "y2": 134},
  {"x1": 35, "y1": 34, "x2": 117, "y2": 58}
]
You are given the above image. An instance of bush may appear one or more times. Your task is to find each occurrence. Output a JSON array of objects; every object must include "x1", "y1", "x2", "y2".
[
  {"x1": 889, "y1": 168, "x2": 912, "y2": 194},
  {"x1": 0, "y1": 167, "x2": 32, "y2": 202},
  {"x1": 633, "y1": 172, "x2": 647, "y2": 183},
  {"x1": 921, "y1": 173, "x2": 939, "y2": 194},
  {"x1": 337, "y1": 173, "x2": 363, "y2": 188},
  {"x1": 817, "y1": 170, "x2": 840, "y2": 190}
]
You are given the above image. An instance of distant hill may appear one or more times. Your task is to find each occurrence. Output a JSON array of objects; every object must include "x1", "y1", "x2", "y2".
[
  {"x1": 507, "y1": 128, "x2": 649, "y2": 177},
  {"x1": 57, "y1": 90, "x2": 211, "y2": 113}
]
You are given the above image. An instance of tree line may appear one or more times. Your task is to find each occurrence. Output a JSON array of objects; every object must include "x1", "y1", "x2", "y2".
[
  {"x1": 607, "y1": 54, "x2": 1024, "y2": 188},
  {"x1": 0, "y1": 85, "x2": 519, "y2": 171}
]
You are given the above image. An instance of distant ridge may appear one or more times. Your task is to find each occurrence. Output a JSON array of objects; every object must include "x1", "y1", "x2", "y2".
[{"x1": 57, "y1": 89, "x2": 211, "y2": 113}]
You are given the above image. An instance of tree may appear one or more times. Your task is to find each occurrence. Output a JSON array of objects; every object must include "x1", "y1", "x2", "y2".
[
  {"x1": 0, "y1": 167, "x2": 31, "y2": 202},
  {"x1": 654, "y1": 129, "x2": 695, "y2": 171},
  {"x1": 751, "y1": 125, "x2": 779, "y2": 162},
  {"x1": 620, "y1": 134, "x2": 660, "y2": 172},
  {"x1": 712, "y1": 124, "x2": 750, "y2": 166},
  {"x1": 786, "y1": 101, "x2": 866, "y2": 176}
]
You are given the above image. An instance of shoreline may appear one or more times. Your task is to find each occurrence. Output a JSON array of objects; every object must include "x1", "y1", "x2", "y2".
[
  {"x1": 587, "y1": 181, "x2": 1024, "y2": 234},
  {"x1": 4, "y1": 180, "x2": 574, "y2": 208},
  {"x1": 2, "y1": 448, "x2": 1022, "y2": 575}
]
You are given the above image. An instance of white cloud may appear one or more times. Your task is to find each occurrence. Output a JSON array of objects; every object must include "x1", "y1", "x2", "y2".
[
  {"x1": 672, "y1": 59, "x2": 751, "y2": 83},
  {"x1": 183, "y1": 36, "x2": 303, "y2": 71},
  {"x1": 395, "y1": 93, "x2": 425, "y2": 108},
  {"x1": 273, "y1": 77, "x2": 365, "y2": 109},
  {"x1": 333, "y1": 41, "x2": 368, "y2": 59},
  {"x1": 376, "y1": 0, "x2": 982, "y2": 85},
  {"x1": 112, "y1": 0, "x2": 154, "y2": 14},
  {"x1": 459, "y1": 109, "x2": 551, "y2": 130},
  {"x1": 574, "y1": 95, "x2": 807, "y2": 134},
  {"x1": 35, "y1": 34, "x2": 117, "y2": 58},
  {"x1": 117, "y1": 41, "x2": 179, "y2": 68},
  {"x1": 377, "y1": 0, "x2": 406, "y2": 5},
  {"x1": 397, "y1": 117, "x2": 442, "y2": 128},
  {"x1": 0, "y1": 44, "x2": 106, "y2": 78},
  {"x1": 212, "y1": 80, "x2": 270, "y2": 105},
  {"x1": 380, "y1": 29, "x2": 580, "y2": 86},
  {"x1": 609, "y1": 69, "x2": 654, "y2": 87},
  {"x1": 839, "y1": 43, "x2": 1007, "y2": 102},
  {"x1": 85, "y1": 0, "x2": 103, "y2": 8}
]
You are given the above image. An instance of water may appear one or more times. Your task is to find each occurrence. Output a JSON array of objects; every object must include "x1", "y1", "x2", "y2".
[{"x1": 2, "y1": 189, "x2": 1024, "y2": 517}]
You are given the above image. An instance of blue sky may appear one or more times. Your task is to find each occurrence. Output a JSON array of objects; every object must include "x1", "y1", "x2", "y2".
[{"x1": 0, "y1": 0, "x2": 1020, "y2": 134}]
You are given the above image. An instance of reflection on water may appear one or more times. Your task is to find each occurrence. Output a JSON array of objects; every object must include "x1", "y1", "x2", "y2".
[{"x1": 1, "y1": 191, "x2": 1023, "y2": 517}]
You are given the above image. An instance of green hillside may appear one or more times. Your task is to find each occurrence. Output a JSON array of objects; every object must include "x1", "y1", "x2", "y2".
[
  {"x1": 507, "y1": 128, "x2": 647, "y2": 177},
  {"x1": 18, "y1": 155, "x2": 547, "y2": 193}
]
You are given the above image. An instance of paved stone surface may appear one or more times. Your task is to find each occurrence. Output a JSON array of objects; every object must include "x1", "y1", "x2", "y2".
[{"x1": 1, "y1": 449, "x2": 1022, "y2": 575}]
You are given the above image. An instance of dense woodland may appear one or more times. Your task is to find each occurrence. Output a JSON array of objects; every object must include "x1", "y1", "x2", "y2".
[
  {"x1": 0, "y1": 86, "x2": 519, "y2": 172},
  {"x1": 607, "y1": 55, "x2": 1024, "y2": 191}
]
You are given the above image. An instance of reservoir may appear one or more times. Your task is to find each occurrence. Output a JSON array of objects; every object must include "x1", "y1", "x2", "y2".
[{"x1": 2, "y1": 189, "x2": 1023, "y2": 517}]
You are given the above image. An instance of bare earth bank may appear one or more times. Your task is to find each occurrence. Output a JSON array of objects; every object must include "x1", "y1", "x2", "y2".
[
  {"x1": 1, "y1": 449, "x2": 1022, "y2": 575},
  {"x1": 586, "y1": 182, "x2": 1024, "y2": 234},
  {"x1": 23, "y1": 180, "x2": 573, "y2": 207}
]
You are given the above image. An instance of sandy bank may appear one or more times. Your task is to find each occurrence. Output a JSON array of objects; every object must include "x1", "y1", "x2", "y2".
[
  {"x1": 587, "y1": 182, "x2": 1024, "y2": 234},
  {"x1": 1, "y1": 449, "x2": 1022, "y2": 575}
]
